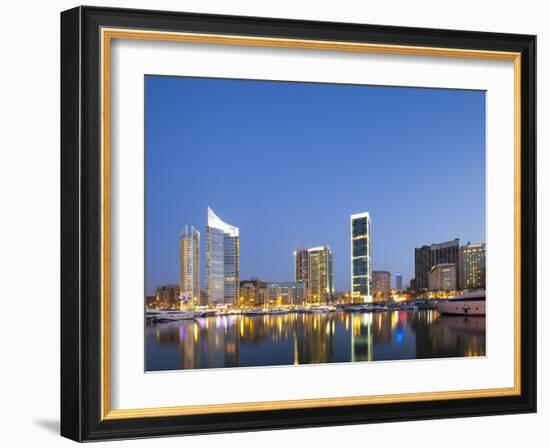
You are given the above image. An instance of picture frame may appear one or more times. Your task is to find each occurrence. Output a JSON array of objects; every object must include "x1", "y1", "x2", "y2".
[{"x1": 60, "y1": 5, "x2": 536, "y2": 441}]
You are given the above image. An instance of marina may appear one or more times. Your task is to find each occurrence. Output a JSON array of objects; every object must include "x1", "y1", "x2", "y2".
[
  {"x1": 145, "y1": 300, "x2": 439, "y2": 323},
  {"x1": 146, "y1": 308, "x2": 485, "y2": 370}
]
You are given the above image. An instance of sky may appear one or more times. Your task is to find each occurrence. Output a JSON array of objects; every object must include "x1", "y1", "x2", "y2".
[{"x1": 145, "y1": 75, "x2": 486, "y2": 295}]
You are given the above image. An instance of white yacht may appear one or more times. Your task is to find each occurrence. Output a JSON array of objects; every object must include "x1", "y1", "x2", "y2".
[
  {"x1": 146, "y1": 309, "x2": 197, "y2": 322},
  {"x1": 436, "y1": 290, "x2": 486, "y2": 316}
]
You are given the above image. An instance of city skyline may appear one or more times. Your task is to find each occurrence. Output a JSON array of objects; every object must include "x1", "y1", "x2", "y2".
[
  {"x1": 162, "y1": 206, "x2": 485, "y2": 303},
  {"x1": 145, "y1": 75, "x2": 486, "y2": 295}
]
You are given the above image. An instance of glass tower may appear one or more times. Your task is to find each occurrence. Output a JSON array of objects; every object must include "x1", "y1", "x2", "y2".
[
  {"x1": 206, "y1": 207, "x2": 240, "y2": 307},
  {"x1": 351, "y1": 212, "x2": 372, "y2": 302},
  {"x1": 179, "y1": 225, "x2": 200, "y2": 308}
]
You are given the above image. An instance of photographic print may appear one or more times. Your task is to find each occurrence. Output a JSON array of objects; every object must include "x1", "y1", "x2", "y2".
[
  {"x1": 61, "y1": 9, "x2": 536, "y2": 440},
  {"x1": 145, "y1": 75, "x2": 487, "y2": 371}
]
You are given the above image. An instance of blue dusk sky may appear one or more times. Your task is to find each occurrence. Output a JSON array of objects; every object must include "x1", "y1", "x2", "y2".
[{"x1": 145, "y1": 75, "x2": 486, "y2": 295}]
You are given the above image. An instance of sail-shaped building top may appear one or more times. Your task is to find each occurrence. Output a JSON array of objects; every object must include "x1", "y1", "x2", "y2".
[{"x1": 206, "y1": 207, "x2": 240, "y2": 306}]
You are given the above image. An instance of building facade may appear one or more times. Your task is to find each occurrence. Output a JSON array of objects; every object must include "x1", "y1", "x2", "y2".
[
  {"x1": 351, "y1": 212, "x2": 372, "y2": 302},
  {"x1": 239, "y1": 279, "x2": 267, "y2": 307},
  {"x1": 179, "y1": 225, "x2": 200, "y2": 307},
  {"x1": 414, "y1": 245, "x2": 432, "y2": 291},
  {"x1": 308, "y1": 246, "x2": 334, "y2": 303},
  {"x1": 206, "y1": 207, "x2": 240, "y2": 307},
  {"x1": 154, "y1": 284, "x2": 180, "y2": 309},
  {"x1": 294, "y1": 246, "x2": 334, "y2": 303},
  {"x1": 294, "y1": 248, "x2": 310, "y2": 293},
  {"x1": 266, "y1": 281, "x2": 306, "y2": 306},
  {"x1": 372, "y1": 271, "x2": 391, "y2": 297},
  {"x1": 428, "y1": 263, "x2": 457, "y2": 291},
  {"x1": 415, "y1": 238, "x2": 459, "y2": 291},
  {"x1": 145, "y1": 295, "x2": 158, "y2": 310},
  {"x1": 395, "y1": 272, "x2": 403, "y2": 291},
  {"x1": 459, "y1": 243, "x2": 486, "y2": 290}
]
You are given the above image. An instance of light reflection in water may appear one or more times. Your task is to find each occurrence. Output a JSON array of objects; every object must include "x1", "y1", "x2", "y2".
[{"x1": 146, "y1": 310, "x2": 486, "y2": 371}]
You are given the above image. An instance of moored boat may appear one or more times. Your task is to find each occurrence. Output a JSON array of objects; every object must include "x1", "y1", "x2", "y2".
[
  {"x1": 146, "y1": 309, "x2": 197, "y2": 322},
  {"x1": 436, "y1": 290, "x2": 486, "y2": 316},
  {"x1": 305, "y1": 305, "x2": 336, "y2": 313},
  {"x1": 342, "y1": 304, "x2": 388, "y2": 313}
]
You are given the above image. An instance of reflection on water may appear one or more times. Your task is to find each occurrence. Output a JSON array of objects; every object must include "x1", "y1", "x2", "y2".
[{"x1": 145, "y1": 310, "x2": 485, "y2": 371}]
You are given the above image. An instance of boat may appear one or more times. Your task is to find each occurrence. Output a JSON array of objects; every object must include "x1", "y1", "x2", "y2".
[
  {"x1": 195, "y1": 310, "x2": 216, "y2": 317},
  {"x1": 270, "y1": 308, "x2": 290, "y2": 314},
  {"x1": 368, "y1": 304, "x2": 389, "y2": 312},
  {"x1": 436, "y1": 290, "x2": 486, "y2": 316},
  {"x1": 306, "y1": 305, "x2": 336, "y2": 313},
  {"x1": 416, "y1": 300, "x2": 436, "y2": 310},
  {"x1": 243, "y1": 308, "x2": 266, "y2": 315},
  {"x1": 399, "y1": 304, "x2": 418, "y2": 311},
  {"x1": 146, "y1": 309, "x2": 197, "y2": 322},
  {"x1": 342, "y1": 304, "x2": 388, "y2": 313}
]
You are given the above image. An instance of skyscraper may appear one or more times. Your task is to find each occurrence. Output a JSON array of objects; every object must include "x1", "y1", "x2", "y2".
[
  {"x1": 395, "y1": 272, "x2": 403, "y2": 291},
  {"x1": 294, "y1": 248, "x2": 310, "y2": 292},
  {"x1": 414, "y1": 238, "x2": 459, "y2": 291},
  {"x1": 351, "y1": 212, "x2": 372, "y2": 302},
  {"x1": 459, "y1": 243, "x2": 486, "y2": 290},
  {"x1": 179, "y1": 225, "x2": 200, "y2": 307},
  {"x1": 308, "y1": 246, "x2": 334, "y2": 303},
  {"x1": 206, "y1": 207, "x2": 240, "y2": 307},
  {"x1": 414, "y1": 245, "x2": 432, "y2": 291},
  {"x1": 294, "y1": 246, "x2": 333, "y2": 303}
]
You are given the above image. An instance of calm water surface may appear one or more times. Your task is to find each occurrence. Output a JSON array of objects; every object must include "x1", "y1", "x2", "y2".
[{"x1": 145, "y1": 310, "x2": 485, "y2": 371}]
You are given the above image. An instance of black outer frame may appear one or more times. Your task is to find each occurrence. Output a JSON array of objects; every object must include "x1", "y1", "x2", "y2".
[{"x1": 60, "y1": 6, "x2": 537, "y2": 442}]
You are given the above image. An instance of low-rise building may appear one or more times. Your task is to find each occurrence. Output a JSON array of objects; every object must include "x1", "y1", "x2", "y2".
[
  {"x1": 145, "y1": 295, "x2": 158, "y2": 309},
  {"x1": 154, "y1": 284, "x2": 180, "y2": 309},
  {"x1": 266, "y1": 281, "x2": 306, "y2": 307},
  {"x1": 239, "y1": 279, "x2": 267, "y2": 307}
]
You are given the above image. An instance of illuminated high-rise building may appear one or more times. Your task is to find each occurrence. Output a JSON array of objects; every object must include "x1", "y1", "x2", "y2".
[
  {"x1": 351, "y1": 212, "x2": 372, "y2": 302},
  {"x1": 294, "y1": 248, "x2": 310, "y2": 292},
  {"x1": 307, "y1": 246, "x2": 333, "y2": 303},
  {"x1": 459, "y1": 243, "x2": 486, "y2": 290},
  {"x1": 206, "y1": 207, "x2": 240, "y2": 306},
  {"x1": 179, "y1": 225, "x2": 200, "y2": 307},
  {"x1": 294, "y1": 246, "x2": 333, "y2": 303}
]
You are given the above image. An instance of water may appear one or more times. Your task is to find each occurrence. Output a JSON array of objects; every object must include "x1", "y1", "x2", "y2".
[{"x1": 145, "y1": 310, "x2": 485, "y2": 371}]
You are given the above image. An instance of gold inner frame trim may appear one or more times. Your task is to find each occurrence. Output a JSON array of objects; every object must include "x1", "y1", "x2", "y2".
[{"x1": 100, "y1": 27, "x2": 522, "y2": 421}]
